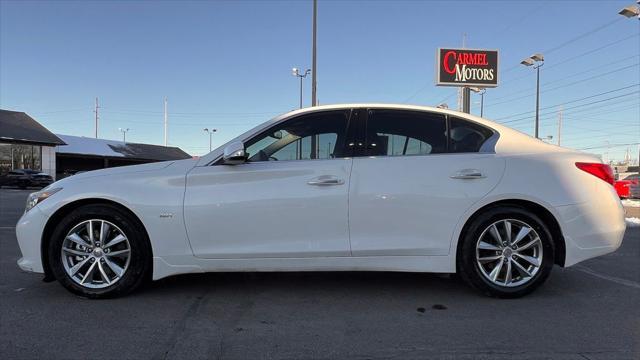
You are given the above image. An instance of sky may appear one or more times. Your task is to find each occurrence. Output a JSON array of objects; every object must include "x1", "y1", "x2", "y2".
[{"x1": 1, "y1": 0, "x2": 639, "y2": 160}]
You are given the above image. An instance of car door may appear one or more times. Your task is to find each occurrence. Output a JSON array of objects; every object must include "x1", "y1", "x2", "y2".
[
  {"x1": 348, "y1": 109, "x2": 506, "y2": 256},
  {"x1": 184, "y1": 109, "x2": 355, "y2": 258}
]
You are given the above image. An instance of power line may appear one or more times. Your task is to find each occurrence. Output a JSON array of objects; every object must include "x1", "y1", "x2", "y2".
[
  {"x1": 499, "y1": 18, "x2": 626, "y2": 76},
  {"x1": 542, "y1": 18, "x2": 623, "y2": 55},
  {"x1": 578, "y1": 142, "x2": 640, "y2": 151},
  {"x1": 99, "y1": 107, "x2": 284, "y2": 116},
  {"x1": 502, "y1": 92, "x2": 639, "y2": 125},
  {"x1": 486, "y1": 54, "x2": 639, "y2": 104},
  {"x1": 497, "y1": 33, "x2": 639, "y2": 88},
  {"x1": 486, "y1": 63, "x2": 639, "y2": 108},
  {"x1": 494, "y1": 84, "x2": 639, "y2": 121}
]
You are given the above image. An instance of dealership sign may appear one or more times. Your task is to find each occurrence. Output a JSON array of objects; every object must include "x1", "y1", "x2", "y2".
[{"x1": 436, "y1": 48, "x2": 498, "y2": 87}]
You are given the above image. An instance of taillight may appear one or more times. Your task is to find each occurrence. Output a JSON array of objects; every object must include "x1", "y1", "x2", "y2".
[{"x1": 575, "y1": 162, "x2": 614, "y2": 185}]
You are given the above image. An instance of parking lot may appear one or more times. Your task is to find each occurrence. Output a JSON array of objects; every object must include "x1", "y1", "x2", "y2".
[{"x1": 0, "y1": 188, "x2": 638, "y2": 360}]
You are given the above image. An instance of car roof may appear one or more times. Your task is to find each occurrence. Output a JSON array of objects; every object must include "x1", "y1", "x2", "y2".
[{"x1": 272, "y1": 103, "x2": 506, "y2": 131}]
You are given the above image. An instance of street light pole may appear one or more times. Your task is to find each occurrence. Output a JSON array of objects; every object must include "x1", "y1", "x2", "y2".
[
  {"x1": 521, "y1": 53, "x2": 544, "y2": 138},
  {"x1": 119, "y1": 128, "x2": 130, "y2": 143},
  {"x1": 203, "y1": 128, "x2": 217, "y2": 152},
  {"x1": 292, "y1": 68, "x2": 311, "y2": 109},
  {"x1": 311, "y1": 0, "x2": 318, "y2": 106},
  {"x1": 534, "y1": 62, "x2": 544, "y2": 139},
  {"x1": 299, "y1": 75, "x2": 303, "y2": 108},
  {"x1": 619, "y1": 3, "x2": 639, "y2": 166},
  {"x1": 470, "y1": 87, "x2": 486, "y2": 117}
]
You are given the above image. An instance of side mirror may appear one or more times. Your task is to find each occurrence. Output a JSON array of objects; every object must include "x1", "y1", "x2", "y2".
[{"x1": 222, "y1": 141, "x2": 247, "y2": 165}]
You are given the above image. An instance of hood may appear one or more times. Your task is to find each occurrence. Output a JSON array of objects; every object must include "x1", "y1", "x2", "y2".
[{"x1": 52, "y1": 158, "x2": 198, "y2": 188}]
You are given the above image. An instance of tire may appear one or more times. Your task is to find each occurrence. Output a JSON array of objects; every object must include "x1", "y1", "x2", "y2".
[
  {"x1": 457, "y1": 206, "x2": 554, "y2": 298},
  {"x1": 48, "y1": 204, "x2": 151, "y2": 298}
]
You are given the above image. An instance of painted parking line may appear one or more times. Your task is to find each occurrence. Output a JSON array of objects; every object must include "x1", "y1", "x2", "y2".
[{"x1": 573, "y1": 265, "x2": 640, "y2": 290}]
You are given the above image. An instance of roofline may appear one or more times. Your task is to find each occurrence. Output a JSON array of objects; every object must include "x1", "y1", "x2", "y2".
[
  {"x1": 272, "y1": 103, "x2": 496, "y2": 122},
  {"x1": 55, "y1": 134, "x2": 188, "y2": 153},
  {"x1": 0, "y1": 137, "x2": 67, "y2": 146},
  {"x1": 55, "y1": 152, "x2": 176, "y2": 162}
]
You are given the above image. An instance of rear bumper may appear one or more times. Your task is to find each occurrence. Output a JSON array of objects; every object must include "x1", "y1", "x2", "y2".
[
  {"x1": 15, "y1": 207, "x2": 48, "y2": 274},
  {"x1": 557, "y1": 188, "x2": 626, "y2": 267}
]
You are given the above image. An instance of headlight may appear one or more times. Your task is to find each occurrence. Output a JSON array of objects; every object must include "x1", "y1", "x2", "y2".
[{"x1": 25, "y1": 188, "x2": 62, "y2": 213}]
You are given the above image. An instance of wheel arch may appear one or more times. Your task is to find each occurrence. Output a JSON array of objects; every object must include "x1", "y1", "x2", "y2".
[
  {"x1": 455, "y1": 199, "x2": 566, "y2": 268},
  {"x1": 41, "y1": 198, "x2": 153, "y2": 282}
]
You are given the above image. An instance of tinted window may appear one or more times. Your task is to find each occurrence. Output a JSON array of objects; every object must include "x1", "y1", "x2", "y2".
[
  {"x1": 245, "y1": 110, "x2": 350, "y2": 162},
  {"x1": 365, "y1": 110, "x2": 447, "y2": 156},
  {"x1": 449, "y1": 117, "x2": 494, "y2": 153}
]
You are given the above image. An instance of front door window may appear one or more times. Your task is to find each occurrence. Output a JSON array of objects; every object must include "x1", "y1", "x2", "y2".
[{"x1": 244, "y1": 110, "x2": 351, "y2": 162}]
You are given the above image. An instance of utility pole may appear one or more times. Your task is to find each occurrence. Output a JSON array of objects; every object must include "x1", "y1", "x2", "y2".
[
  {"x1": 164, "y1": 97, "x2": 168, "y2": 146},
  {"x1": 557, "y1": 106, "x2": 562, "y2": 146},
  {"x1": 311, "y1": 0, "x2": 318, "y2": 106},
  {"x1": 94, "y1": 97, "x2": 100, "y2": 138}
]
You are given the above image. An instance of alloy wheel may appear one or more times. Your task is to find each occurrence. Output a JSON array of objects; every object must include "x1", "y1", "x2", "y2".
[
  {"x1": 475, "y1": 219, "x2": 543, "y2": 288},
  {"x1": 60, "y1": 219, "x2": 131, "y2": 289}
]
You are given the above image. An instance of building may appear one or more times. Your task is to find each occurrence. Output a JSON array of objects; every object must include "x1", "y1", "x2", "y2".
[
  {"x1": 1, "y1": 108, "x2": 192, "y2": 181},
  {"x1": 55, "y1": 134, "x2": 191, "y2": 179},
  {"x1": 0, "y1": 109, "x2": 65, "y2": 177}
]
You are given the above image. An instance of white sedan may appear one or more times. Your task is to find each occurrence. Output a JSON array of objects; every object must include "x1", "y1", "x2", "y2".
[{"x1": 15, "y1": 104, "x2": 625, "y2": 298}]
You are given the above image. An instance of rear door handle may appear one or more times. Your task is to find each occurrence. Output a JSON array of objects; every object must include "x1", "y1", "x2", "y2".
[
  {"x1": 450, "y1": 169, "x2": 485, "y2": 179},
  {"x1": 307, "y1": 175, "x2": 345, "y2": 186}
]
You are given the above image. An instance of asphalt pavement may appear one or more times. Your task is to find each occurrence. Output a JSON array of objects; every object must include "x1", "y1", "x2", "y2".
[{"x1": 0, "y1": 188, "x2": 638, "y2": 360}]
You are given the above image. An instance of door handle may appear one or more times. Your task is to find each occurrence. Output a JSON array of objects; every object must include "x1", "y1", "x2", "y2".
[
  {"x1": 307, "y1": 175, "x2": 345, "y2": 186},
  {"x1": 450, "y1": 169, "x2": 485, "y2": 179}
]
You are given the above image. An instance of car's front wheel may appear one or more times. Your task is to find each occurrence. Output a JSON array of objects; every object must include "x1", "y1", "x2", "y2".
[
  {"x1": 458, "y1": 206, "x2": 555, "y2": 298},
  {"x1": 49, "y1": 204, "x2": 151, "y2": 298}
]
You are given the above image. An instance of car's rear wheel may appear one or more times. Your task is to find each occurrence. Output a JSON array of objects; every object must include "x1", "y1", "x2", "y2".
[
  {"x1": 49, "y1": 204, "x2": 151, "y2": 298},
  {"x1": 458, "y1": 206, "x2": 554, "y2": 298}
]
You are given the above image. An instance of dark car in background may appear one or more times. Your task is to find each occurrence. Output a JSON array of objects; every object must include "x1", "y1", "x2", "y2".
[{"x1": 0, "y1": 169, "x2": 53, "y2": 189}]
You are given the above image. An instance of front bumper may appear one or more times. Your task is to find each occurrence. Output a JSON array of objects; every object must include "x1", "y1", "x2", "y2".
[
  {"x1": 557, "y1": 188, "x2": 626, "y2": 267},
  {"x1": 15, "y1": 207, "x2": 49, "y2": 274}
]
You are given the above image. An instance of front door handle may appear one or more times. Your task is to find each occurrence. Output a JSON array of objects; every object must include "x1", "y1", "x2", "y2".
[
  {"x1": 450, "y1": 169, "x2": 485, "y2": 179},
  {"x1": 307, "y1": 175, "x2": 345, "y2": 186}
]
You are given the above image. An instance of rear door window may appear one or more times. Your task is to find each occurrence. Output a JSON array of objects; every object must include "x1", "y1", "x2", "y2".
[{"x1": 364, "y1": 109, "x2": 447, "y2": 157}]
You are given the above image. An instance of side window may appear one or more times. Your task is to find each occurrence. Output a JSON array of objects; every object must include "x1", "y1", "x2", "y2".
[
  {"x1": 244, "y1": 110, "x2": 350, "y2": 162},
  {"x1": 449, "y1": 117, "x2": 495, "y2": 153},
  {"x1": 365, "y1": 110, "x2": 447, "y2": 156}
]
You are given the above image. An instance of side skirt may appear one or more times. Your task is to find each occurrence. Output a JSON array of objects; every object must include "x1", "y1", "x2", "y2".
[{"x1": 152, "y1": 255, "x2": 456, "y2": 281}]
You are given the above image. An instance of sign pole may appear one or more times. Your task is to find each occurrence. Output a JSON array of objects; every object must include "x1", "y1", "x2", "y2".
[{"x1": 462, "y1": 87, "x2": 471, "y2": 113}]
